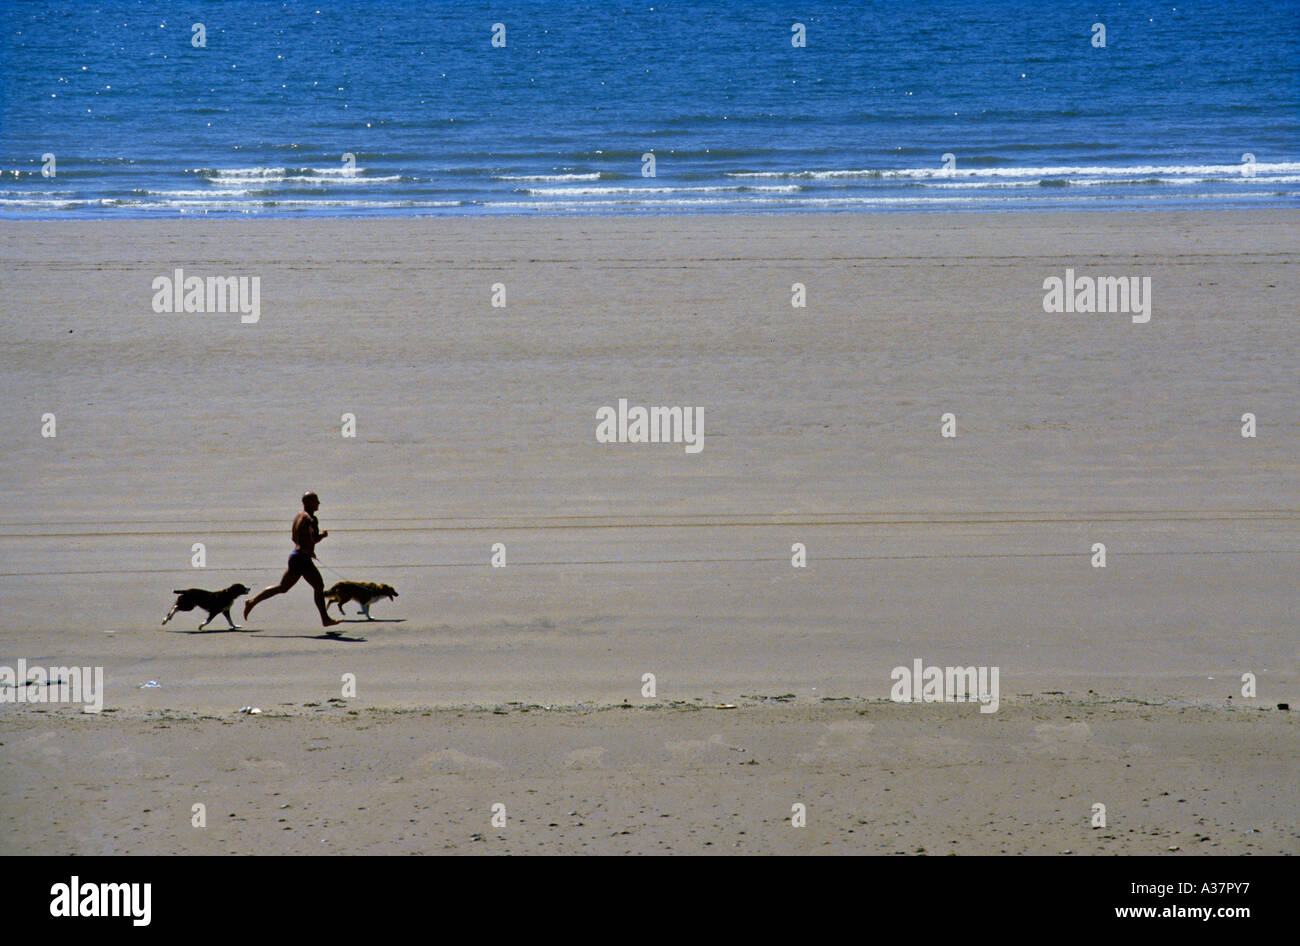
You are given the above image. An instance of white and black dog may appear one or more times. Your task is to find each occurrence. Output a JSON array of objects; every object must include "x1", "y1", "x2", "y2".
[{"x1": 163, "y1": 583, "x2": 251, "y2": 630}]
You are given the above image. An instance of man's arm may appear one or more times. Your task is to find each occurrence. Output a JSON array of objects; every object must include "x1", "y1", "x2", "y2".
[{"x1": 305, "y1": 514, "x2": 327, "y2": 548}]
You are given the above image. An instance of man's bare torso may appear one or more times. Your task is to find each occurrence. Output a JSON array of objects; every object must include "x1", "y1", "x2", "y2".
[{"x1": 292, "y1": 511, "x2": 319, "y2": 557}]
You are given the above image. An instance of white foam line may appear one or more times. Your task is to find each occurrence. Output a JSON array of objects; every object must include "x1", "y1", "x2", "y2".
[
  {"x1": 526, "y1": 184, "x2": 802, "y2": 196},
  {"x1": 148, "y1": 188, "x2": 256, "y2": 197},
  {"x1": 196, "y1": 166, "x2": 286, "y2": 178},
  {"x1": 495, "y1": 173, "x2": 602, "y2": 181},
  {"x1": 207, "y1": 174, "x2": 401, "y2": 186},
  {"x1": 488, "y1": 191, "x2": 1288, "y2": 210},
  {"x1": 727, "y1": 162, "x2": 1300, "y2": 180}
]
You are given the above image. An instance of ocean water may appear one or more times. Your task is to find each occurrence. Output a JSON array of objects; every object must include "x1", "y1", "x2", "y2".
[{"x1": 1, "y1": 0, "x2": 1297, "y2": 217}]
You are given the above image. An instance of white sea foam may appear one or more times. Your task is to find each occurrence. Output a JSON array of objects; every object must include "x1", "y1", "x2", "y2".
[
  {"x1": 197, "y1": 166, "x2": 287, "y2": 179},
  {"x1": 525, "y1": 184, "x2": 802, "y2": 196},
  {"x1": 155, "y1": 199, "x2": 461, "y2": 210},
  {"x1": 726, "y1": 162, "x2": 1300, "y2": 181},
  {"x1": 495, "y1": 172, "x2": 602, "y2": 181},
  {"x1": 148, "y1": 188, "x2": 256, "y2": 197},
  {"x1": 276, "y1": 174, "x2": 402, "y2": 185},
  {"x1": 0, "y1": 198, "x2": 84, "y2": 208},
  {"x1": 199, "y1": 166, "x2": 401, "y2": 186},
  {"x1": 489, "y1": 190, "x2": 1280, "y2": 212}
]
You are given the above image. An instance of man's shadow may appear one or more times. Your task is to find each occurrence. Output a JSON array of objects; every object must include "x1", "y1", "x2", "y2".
[
  {"x1": 272, "y1": 629, "x2": 369, "y2": 642},
  {"x1": 168, "y1": 626, "x2": 369, "y2": 641}
]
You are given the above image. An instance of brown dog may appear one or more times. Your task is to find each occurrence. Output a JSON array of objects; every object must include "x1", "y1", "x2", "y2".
[{"x1": 323, "y1": 581, "x2": 398, "y2": 620}]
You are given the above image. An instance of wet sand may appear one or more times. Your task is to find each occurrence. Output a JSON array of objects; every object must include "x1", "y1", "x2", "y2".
[{"x1": 0, "y1": 211, "x2": 1296, "y2": 854}]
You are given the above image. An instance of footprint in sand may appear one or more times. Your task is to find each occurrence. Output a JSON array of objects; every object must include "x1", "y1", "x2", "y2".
[
  {"x1": 90, "y1": 747, "x2": 155, "y2": 774},
  {"x1": 902, "y1": 734, "x2": 980, "y2": 763},
  {"x1": 1033, "y1": 721, "x2": 1093, "y2": 744},
  {"x1": 238, "y1": 757, "x2": 289, "y2": 773},
  {"x1": 1029, "y1": 721, "x2": 1111, "y2": 760},
  {"x1": 797, "y1": 719, "x2": 875, "y2": 763},
  {"x1": 563, "y1": 746, "x2": 606, "y2": 769},
  {"x1": 409, "y1": 748, "x2": 504, "y2": 774},
  {"x1": 664, "y1": 733, "x2": 745, "y2": 761}
]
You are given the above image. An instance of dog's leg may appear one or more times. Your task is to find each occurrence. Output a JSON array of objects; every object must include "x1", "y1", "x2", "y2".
[
  {"x1": 224, "y1": 609, "x2": 242, "y2": 630},
  {"x1": 162, "y1": 604, "x2": 178, "y2": 625},
  {"x1": 361, "y1": 600, "x2": 372, "y2": 620},
  {"x1": 198, "y1": 610, "x2": 215, "y2": 630}
]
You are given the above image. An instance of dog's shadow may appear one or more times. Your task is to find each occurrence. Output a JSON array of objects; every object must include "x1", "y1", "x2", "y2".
[
  {"x1": 279, "y1": 631, "x2": 368, "y2": 642},
  {"x1": 167, "y1": 627, "x2": 246, "y2": 635},
  {"x1": 337, "y1": 617, "x2": 405, "y2": 624}
]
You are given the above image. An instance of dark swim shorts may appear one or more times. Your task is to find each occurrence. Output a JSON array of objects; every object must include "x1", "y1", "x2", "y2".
[{"x1": 287, "y1": 549, "x2": 313, "y2": 575}]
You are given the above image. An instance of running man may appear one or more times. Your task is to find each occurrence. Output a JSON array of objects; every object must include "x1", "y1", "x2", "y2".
[{"x1": 244, "y1": 491, "x2": 339, "y2": 627}]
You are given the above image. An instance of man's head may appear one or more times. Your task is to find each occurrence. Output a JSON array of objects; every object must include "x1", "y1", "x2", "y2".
[{"x1": 302, "y1": 491, "x2": 320, "y2": 513}]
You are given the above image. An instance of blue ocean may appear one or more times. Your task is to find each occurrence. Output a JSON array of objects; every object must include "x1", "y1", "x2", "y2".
[{"x1": 1, "y1": 1, "x2": 1297, "y2": 217}]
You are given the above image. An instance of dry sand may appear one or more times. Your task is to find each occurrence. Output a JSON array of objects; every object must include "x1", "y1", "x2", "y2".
[
  {"x1": 0, "y1": 211, "x2": 1296, "y2": 854},
  {"x1": 1, "y1": 699, "x2": 1294, "y2": 855}
]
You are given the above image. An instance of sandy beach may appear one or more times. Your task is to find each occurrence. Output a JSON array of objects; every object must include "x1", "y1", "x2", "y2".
[
  {"x1": 0, "y1": 210, "x2": 1296, "y2": 855},
  {"x1": 2, "y1": 699, "x2": 1295, "y2": 856}
]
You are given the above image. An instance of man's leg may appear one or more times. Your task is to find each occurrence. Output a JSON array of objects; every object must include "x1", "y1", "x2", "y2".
[
  {"x1": 244, "y1": 568, "x2": 298, "y2": 620},
  {"x1": 302, "y1": 563, "x2": 339, "y2": 627}
]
